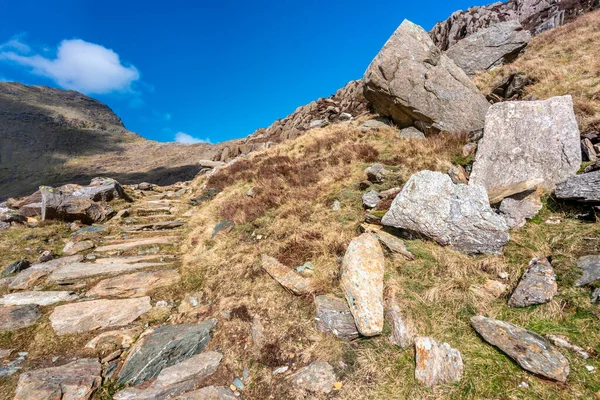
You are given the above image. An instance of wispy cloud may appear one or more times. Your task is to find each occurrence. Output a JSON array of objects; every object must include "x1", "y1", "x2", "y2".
[
  {"x1": 174, "y1": 132, "x2": 211, "y2": 145},
  {"x1": 0, "y1": 36, "x2": 140, "y2": 95}
]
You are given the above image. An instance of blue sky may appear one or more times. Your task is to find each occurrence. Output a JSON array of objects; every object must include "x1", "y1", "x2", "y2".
[{"x1": 0, "y1": 0, "x2": 489, "y2": 144}]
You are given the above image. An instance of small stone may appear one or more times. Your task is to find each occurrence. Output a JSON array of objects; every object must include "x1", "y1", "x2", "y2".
[
  {"x1": 414, "y1": 337, "x2": 463, "y2": 387},
  {"x1": 385, "y1": 288, "x2": 414, "y2": 348},
  {"x1": 397, "y1": 127, "x2": 425, "y2": 139},
  {"x1": 362, "y1": 190, "x2": 381, "y2": 209},
  {"x1": 462, "y1": 142, "x2": 478, "y2": 157},
  {"x1": 341, "y1": 233, "x2": 385, "y2": 336},
  {"x1": 332, "y1": 200, "x2": 341, "y2": 211},
  {"x1": 575, "y1": 255, "x2": 600, "y2": 286},
  {"x1": 86, "y1": 327, "x2": 143, "y2": 350},
  {"x1": 273, "y1": 366, "x2": 289, "y2": 375},
  {"x1": 518, "y1": 381, "x2": 529, "y2": 389},
  {"x1": 498, "y1": 271, "x2": 509, "y2": 280},
  {"x1": 251, "y1": 316, "x2": 264, "y2": 354},
  {"x1": 586, "y1": 365, "x2": 595, "y2": 372},
  {"x1": 62, "y1": 240, "x2": 95, "y2": 256},
  {"x1": 359, "y1": 180, "x2": 372, "y2": 190},
  {"x1": 471, "y1": 316, "x2": 569, "y2": 382},
  {"x1": 287, "y1": 361, "x2": 336, "y2": 394},
  {"x1": 365, "y1": 164, "x2": 388, "y2": 183},
  {"x1": 2, "y1": 259, "x2": 30, "y2": 277},
  {"x1": 314, "y1": 295, "x2": 359, "y2": 341},
  {"x1": 546, "y1": 334, "x2": 590, "y2": 359},
  {"x1": 448, "y1": 165, "x2": 469, "y2": 184},
  {"x1": 233, "y1": 378, "x2": 244, "y2": 390},
  {"x1": 509, "y1": 258, "x2": 557, "y2": 307},
  {"x1": 296, "y1": 262, "x2": 315, "y2": 276},
  {"x1": 374, "y1": 230, "x2": 415, "y2": 260},
  {"x1": 213, "y1": 220, "x2": 235, "y2": 239},
  {"x1": 37, "y1": 250, "x2": 55, "y2": 263}
]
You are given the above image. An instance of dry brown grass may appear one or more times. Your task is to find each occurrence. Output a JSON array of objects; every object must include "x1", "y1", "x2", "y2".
[{"x1": 474, "y1": 9, "x2": 600, "y2": 132}]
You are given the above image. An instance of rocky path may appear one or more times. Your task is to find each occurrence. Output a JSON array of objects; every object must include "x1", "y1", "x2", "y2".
[{"x1": 0, "y1": 183, "x2": 237, "y2": 399}]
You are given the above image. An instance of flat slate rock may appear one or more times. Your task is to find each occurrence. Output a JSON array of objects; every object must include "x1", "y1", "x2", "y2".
[
  {"x1": 415, "y1": 337, "x2": 463, "y2": 387},
  {"x1": 575, "y1": 255, "x2": 600, "y2": 286},
  {"x1": 121, "y1": 221, "x2": 185, "y2": 232},
  {"x1": 470, "y1": 96, "x2": 581, "y2": 192},
  {"x1": 287, "y1": 361, "x2": 336, "y2": 394},
  {"x1": 87, "y1": 270, "x2": 181, "y2": 298},
  {"x1": 114, "y1": 351, "x2": 222, "y2": 400},
  {"x1": 49, "y1": 297, "x2": 152, "y2": 335},
  {"x1": 341, "y1": 233, "x2": 385, "y2": 337},
  {"x1": 47, "y1": 261, "x2": 170, "y2": 284},
  {"x1": 314, "y1": 295, "x2": 359, "y2": 341},
  {"x1": 118, "y1": 319, "x2": 217, "y2": 386},
  {"x1": 93, "y1": 255, "x2": 175, "y2": 264},
  {"x1": 0, "y1": 305, "x2": 41, "y2": 331},
  {"x1": 471, "y1": 316, "x2": 569, "y2": 382},
  {"x1": 0, "y1": 291, "x2": 78, "y2": 306},
  {"x1": 9, "y1": 255, "x2": 84, "y2": 289},
  {"x1": 555, "y1": 170, "x2": 600, "y2": 202},
  {"x1": 385, "y1": 289, "x2": 413, "y2": 348},
  {"x1": 374, "y1": 230, "x2": 415, "y2": 260},
  {"x1": 95, "y1": 236, "x2": 178, "y2": 252},
  {"x1": 509, "y1": 258, "x2": 557, "y2": 307},
  {"x1": 62, "y1": 240, "x2": 95, "y2": 256},
  {"x1": 14, "y1": 358, "x2": 101, "y2": 400},
  {"x1": 382, "y1": 171, "x2": 509, "y2": 254},
  {"x1": 261, "y1": 255, "x2": 315, "y2": 295},
  {"x1": 177, "y1": 386, "x2": 237, "y2": 400}
]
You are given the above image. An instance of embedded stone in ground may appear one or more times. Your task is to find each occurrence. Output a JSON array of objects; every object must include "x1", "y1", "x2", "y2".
[
  {"x1": 314, "y1": 295, "x2": 359, "y2": 341},
  {"x1": 0, "y1": 291, "x2": 78, "y2": 306},
  {"x1": 176, "y1": 386, "x2": 237, "y2": 400},
  {"x1": 118, "y1": 319, "x2": 217, "y2": 386},
  {"x1": 471, "y1": 315, "x2": 569, "y2": 382},
  {"x1": 46, "y1": 261, "x2": 170, "y2": 284},
  {"x1": 575, "y1": 255, "x2": 600, "y2": 286},
  {"x1": 287, "y1": 361, "x2": 336, "y2": 394},
  {"x1": 62, "y1": 240, "x2": 95, "y2": 256},
  {"x1": 121, "y1": 221, "x2": 185, "y2": 232},
  {"x1": 374, "y1": 230, "x2": 415, "y2": 260},
  {"x1": 114, "y1": 351, "x2": 222, "y2": 400},
  {"x1": 8, "y1": 255, "x2": 84, "y2": 289},
  {"x1": 499, "y1": 191, "x2": 543, "y2": 229},
  {"x1": 341, "y1": 233, "x2": 385, "y2": 337},
  {"x1": 261, "y1": 255, "x2": 315, "y2": 295},
  {"x1": 94, "y1": 236, "x2": 178, "y2": 252},
  {"x1": 13, "y1": 358, "x2": 101, "y2": 400},
  {"x1": 555, "y1": 170, "x2": 600, "y2": 202},
  {"x1": 385, "y1": 288, "x2": 414, "y2": 348},
  {"x1": 415, "y1": 337, "x2": 463, "y2": 387},
  {"x1": 0, "y1": 305, "x2": 41, "y2": 331},
  {"x1": 49, "y1": 297, "x2": 152, "y2": 335},
  {"x1": 87, "y1": 270, "x2": 181, "y2": 298},
  {"x1": 508, "y1": 258, "x2": 557, "y2": 307}
]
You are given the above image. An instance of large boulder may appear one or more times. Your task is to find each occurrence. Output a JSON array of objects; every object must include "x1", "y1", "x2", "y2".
[
  {"x1": 340, "y1": 233, "x2": 385, "y2": 337},
  {"x1": 470, "y1": 96, "x2": 581, "y2": 193},
  {"x1": 382, "y1": 171, "x2": 509, "y2": 254},
  {"x1": 40, "y1": 186, "x2": 115, "y2": 223},
  {"x1": 364, "y1": 20, "x2": 490, "y2": 134},
  {"x1": 446, "y1": 21, "x2": 530, "y2": 75},
  {"x1": 118, "y1": 319, "x2": 217, "y2": 386},
  {"x1": 471, "y1": 316, "x2": 569, "y2": 382},
  {"x1": 14, "y1": 359, "x2": 101, "y2": 400},
  {"x1": 71, "y1": 177, "x2": 127, "y2": 202}
]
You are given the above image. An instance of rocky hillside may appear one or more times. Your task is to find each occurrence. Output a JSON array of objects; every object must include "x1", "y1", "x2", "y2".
[{"x1": 430, "y1": 0, "x2": 600, "y2": 50}]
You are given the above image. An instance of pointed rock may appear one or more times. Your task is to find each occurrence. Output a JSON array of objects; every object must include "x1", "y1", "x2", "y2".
[
  {"x1": 575, "y1": 255, "x2": 600, "y2": 286},
  {"x1": 14, "y1": 359, "x2": 101, "y2": 400},
  {"x1": 471, "y1": 316, "x2": 569, "y2": 382},
  {"x1": 49, "y1": 297, "x2": 152, "y2": 335},
  {"x1": 261, "y1": 255, "x2": 315, "y2": 295},
  {"x1": 415, "y1": 337, "x2": 463, "y2": 387},
  {"x1": 382, "y1": 171, "x2": 509, "y2": 254},
  {"x1": 508, "y1": 258, "x2": 557, "y2": 307},
  {"x1": 87, "y1": 270, "x2": 181, "y2": 298},
  {"x1": 314, "y1": 295, "x2": 359, "y2": 341},
  {"x1": 341, "y1": 233, "x2": 384, "y2": 336},
  {"x1": 114, "y1": 352, "x2": 222, "y2": 400},
  {"x1": 118, "y1": 319, "x2": 217, "y2": 386}
]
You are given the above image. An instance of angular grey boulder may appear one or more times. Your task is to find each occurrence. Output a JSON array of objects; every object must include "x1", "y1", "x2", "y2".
[
  {"x1": 470, "y1": 96, "x2": 581, "y2": 193},
  {"x1": 364, "y1": 20, "x2": 490, "y2": 134},
  {"x1": 555, "y1": 171, "x2": 600, "y2": 202},
  {"x1": 472, "y1": 316, "x2": 569, "y2": 382},
  {"x1": 118, "y1": 319, "x2": 217, "y2": 386},
  {"x1": 362, "y1": 190, "x2": 381, "y2": 209},
  {"x1": 382, "y1": 171, "x2": 509, "y2": 254},
  {"x1": 508, "y1": 258, "x2": 557, "y2": 307},
  {"x1": 446, "y1": 21, "x2": 531, "y2": 76},
  {"x1": 499, "y1": 191, "x2": 542, "y2": 229},
  {"x1": 575, "y1": 255, "x2": 600, "y2": 286}
]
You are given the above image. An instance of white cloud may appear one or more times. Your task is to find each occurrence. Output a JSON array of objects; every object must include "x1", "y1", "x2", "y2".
[
  {"x1": 174, "y1": 132, "x2": 211, "y2": 145},
  {"x1": 0, "y1": 38, "x2": 140, "y2": 95}
]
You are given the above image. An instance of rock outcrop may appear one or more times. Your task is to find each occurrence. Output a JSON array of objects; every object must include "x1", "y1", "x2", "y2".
[
  {"x1": 430, "y1": 0, "x2": 600, "y2": 50},
  {"x1": 446, "y1": 21, "x2": 531, "y2": 75},
  {"x1": 470, "y1": 96, "x2": 581, "y2": 192},
  {"x1": 382, "y1": 171, "x2": 509, "y2": 254},
  {"x1": 472, "y1": 316, "x2": 570, "y2": 382},
  {"x1": 340, "y1": 233, "x2": 385, "y2": 337},
  {"x1": 364, "y1": 20, "x2": 490, "y2": 134}
]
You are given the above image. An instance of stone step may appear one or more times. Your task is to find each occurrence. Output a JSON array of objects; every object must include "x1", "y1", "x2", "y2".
[
  {"x1": 93, "y1": 255, "x2": 176, "y2": 264},
  {"x1": 135, "y1": 208, "x2": 173, "y2": 216},
  {"x1": 95, "y1": 237, "x2": 178, "y2": 253},
  {"x1": 0, "y1": 291, "x2": 78, "y2": 306},
  {"x1": 8, "y1": 255, "x2": 85, "y2": 290},
  {"x1": 86, "y1": 270, "x2": 181, "y2": 298},
  {"x1": 121, "y1": 221, "x2": 185, "y2": 232},
  {"x1": 46, "y1": 262, "x2": 172, "y2": 285}
]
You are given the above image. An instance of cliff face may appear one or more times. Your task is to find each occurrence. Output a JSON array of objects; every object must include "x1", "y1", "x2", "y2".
[{"x1": 430, "y1": 0, "x2": 600, "y2": 50}]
